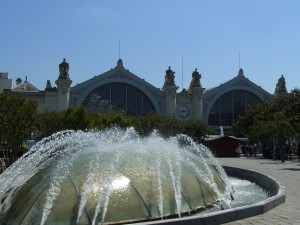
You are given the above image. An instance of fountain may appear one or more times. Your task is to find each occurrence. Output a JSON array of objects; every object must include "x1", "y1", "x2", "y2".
[{"x1": 0, "y1": 127, "x2": 284, "y2": 225}]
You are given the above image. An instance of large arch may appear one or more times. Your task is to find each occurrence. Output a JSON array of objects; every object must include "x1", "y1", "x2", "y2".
[
  {"x1": 207, "y1": 89, "x2": 261, "y2": 127},
  {"x1": 73, "y1": 78, "x2": 163, "y2": 115},
  {"x1": 71, "y1": 60, "x2": 164, "y2": 115},
  {"x1": 81, "y1": 82, "x2": 155, "y2": 116},
  {"x1": 202, "y1": 69, "x2": 273, "y2": 127}
]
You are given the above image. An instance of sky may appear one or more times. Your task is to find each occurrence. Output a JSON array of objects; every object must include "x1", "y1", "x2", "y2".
[{"x1": 1, "y1": 0, "x2": 300, "y2": 94}]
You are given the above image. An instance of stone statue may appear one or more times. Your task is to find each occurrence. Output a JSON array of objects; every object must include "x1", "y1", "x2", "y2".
[
  {"x1": 189, "y1": 68, "x2": 201, "y2": 88},
  {"x1": 274, "y1": 75, "x2": 287, "y2": 97},
  {"x1": 278, "y1": 75, "x2": 285, "y2": 86},
  {"x1": 45, "y1": 80, "x2": 52, "y2": 91},
  {"x1": 164, "y1": 66, "x2": 175, "y2": 86},
  {"x1": 59, "y1": 58, "x2": 69, "y2": 79}
]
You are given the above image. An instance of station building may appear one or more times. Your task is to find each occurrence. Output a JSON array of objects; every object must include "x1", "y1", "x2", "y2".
[{"x1": 1, "y1": 58, "x2": 287, "y2": 129}]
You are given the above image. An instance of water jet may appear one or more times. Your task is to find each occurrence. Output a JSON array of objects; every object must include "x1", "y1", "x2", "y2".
[{"x1": 0, "y1": 128, "x2": 284, "y2": 225}]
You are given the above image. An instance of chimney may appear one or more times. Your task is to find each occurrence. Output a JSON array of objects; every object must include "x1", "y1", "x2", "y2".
[{"x1": 16, "y1": 78, "x2": 22, "y2": 85}]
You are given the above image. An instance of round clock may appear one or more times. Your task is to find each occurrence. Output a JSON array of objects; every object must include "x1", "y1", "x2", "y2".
[{"x1": 178, "y1": 105, "x2": 189, "y2": 118}]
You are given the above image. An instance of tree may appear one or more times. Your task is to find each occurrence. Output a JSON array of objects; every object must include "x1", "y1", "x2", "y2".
[
  {"x1": 35, "y1": 111, "x2": 64, "y2": 138},
  {"x1": 90, "y1": 113, "x2": 133, "y2": 130},
  {"x1": 233, "y1": 89, "x2": 300, "y2": 159},
  {"x1": 183, "y1": 118, "x2": 210, "y2": 143},
  {"x1": 62, "y1": 107, "x2": 91, "y2": 130},
  {"x1": 133, "y1": 114, "x2": 209, "y2": 142},
  {"x1": 133, "y1": 114, "x2": 184, "y2": 137},
  {"x1": 36, "y1": 107, "x2": 92, "y2": 138},
  {"x1": 284, "y1": 89, "x2": 300, "y2": 142},
  {"x1": 0, "y1": 93, "x2": 37, "y2": 166}
]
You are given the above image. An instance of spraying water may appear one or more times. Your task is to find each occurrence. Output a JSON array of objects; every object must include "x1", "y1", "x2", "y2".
[{"x1": 0, "y1": 127, "x2": 233, "y2": 225}]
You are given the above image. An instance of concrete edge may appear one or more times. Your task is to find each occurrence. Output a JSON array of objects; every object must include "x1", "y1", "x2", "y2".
[{"x1": 136, "y1": 166, "x2": 286, "y2": 225}]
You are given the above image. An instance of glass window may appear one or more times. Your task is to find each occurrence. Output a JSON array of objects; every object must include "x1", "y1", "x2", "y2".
[
  {"x1": 81, "y1": 83, "x2": 155, "y2": 116},
  {"x1": 208, "y1": 90, "x2": 261, "y2": 126}
]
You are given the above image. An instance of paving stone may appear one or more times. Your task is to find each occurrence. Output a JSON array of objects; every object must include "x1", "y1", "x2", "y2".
[{"x1": 219, "y1": 156, "x2": 300, "y2": 225}]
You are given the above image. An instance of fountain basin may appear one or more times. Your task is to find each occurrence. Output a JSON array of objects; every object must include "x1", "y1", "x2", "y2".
[
  {"x1": 0, "y1": 128, "x2": 285, "y2": 225},
  {"x1": 136, "y1": 166, "x2": 286, "y2": 225},
  {"x1": 0, "y1": 129, "x2": 233, "y2": 225}
]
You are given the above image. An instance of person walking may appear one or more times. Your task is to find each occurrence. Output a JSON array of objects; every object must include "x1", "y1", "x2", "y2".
[{"x1": 253, "y1": 143, "x2": 258, "y2": 158}]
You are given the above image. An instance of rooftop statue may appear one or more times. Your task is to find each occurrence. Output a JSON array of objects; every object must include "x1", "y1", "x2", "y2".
[
  {"x1": 189, "y1": 68, "x2": 201, "y2": 88},
  {"x1": 164, "y1": 66, "x2": 175, "y2": 86},
  {"x1": 274, "y1": 75, "x2": 287, "y2": 97},
  {"x1": 59, "y1": 58, "x2": 70, "y2": 79}
]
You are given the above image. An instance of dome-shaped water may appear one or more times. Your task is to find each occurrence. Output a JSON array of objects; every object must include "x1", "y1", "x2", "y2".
[{"x1": 0, "y1": 128, "x2": 232, "y2": 225}]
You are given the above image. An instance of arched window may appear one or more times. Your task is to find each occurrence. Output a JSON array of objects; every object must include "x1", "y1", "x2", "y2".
[
  {"x1": 208, "y1": 90, "x2": 261, "y2": 127},
  {"x1": 81, "y1": 83, "x2": 155, "y2": 116}
]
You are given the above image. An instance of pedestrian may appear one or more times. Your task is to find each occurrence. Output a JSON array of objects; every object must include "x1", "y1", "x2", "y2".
[
  {"x1": 253, "y1": 143, "x2": 258, "y2": 158},
  {"x1": 244, "y1": 144, "x2": 249, "y2": 157},
  {"x1": 236, "y1": 143, "x2": 242, "y2": 157},
  {"x1": 280, "y1": 143, "x2": 286, "y2": 163},
  {"x1": 249, "y1": 144, "x2": 253, "y2": 157}
]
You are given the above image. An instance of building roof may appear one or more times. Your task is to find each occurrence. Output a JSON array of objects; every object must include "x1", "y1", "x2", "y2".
[
  {"x1": 201, "y1": 68, "x2": 273, "y2": 124},
  {"x1": 70, "y1": 59, "x2": 164, "y2": 112},
  {"x1": 12, "y1": 78, "x2": 39, "y2": 92},
  {"x1": 203, "y1": 68, "x2": 272, "y2": 98}
]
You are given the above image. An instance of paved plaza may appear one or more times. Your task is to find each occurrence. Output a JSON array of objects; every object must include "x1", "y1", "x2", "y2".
[{"x1": 219, "y1": 156, "x2": 300, "y2": 225}]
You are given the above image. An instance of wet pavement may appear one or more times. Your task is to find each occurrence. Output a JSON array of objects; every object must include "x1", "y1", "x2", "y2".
[{"x1": 219, "y1": 156, "x2": 300, "y2": 225}]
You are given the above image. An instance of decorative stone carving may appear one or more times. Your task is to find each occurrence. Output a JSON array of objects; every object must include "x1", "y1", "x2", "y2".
[
  {"x1": 178, "y1": 88, "x2": 190, "y2": 97},
  {"x1": 238, "y1": 68, "x2": 244, "y2": 77},
  {"x1": 59, "y1": 58, "x2": 70, "y2": 79},
  {"x1": 45, "y1": 80, "x2": 55, "y2": 91},
  {"x1": 274, "y1": 75, "x2": 287, "y2": 97},
  {"x1": 117, "y1": 59, "x2": 123, "y2": 67},
  {"x1": 189, "y1": 68, "x2": 201, "y2": 88},
  {"x1": 164, "y1": 66, "x2": 175, "y2": 86}
]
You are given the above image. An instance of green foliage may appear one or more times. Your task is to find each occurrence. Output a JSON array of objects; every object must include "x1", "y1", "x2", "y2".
[
  {"x1": 90, "y1": 113, "x2": 133, "y2": 130},
  {"x1": 36, "y1": 107, "x2": 91, "y2": 138},
  {"x1": 284, "y1": 89, "x2": 300, "y2": 140},
  {"x1": 36, "y1": 111, "x2": 64, "y2": 137},
  {"x1": 133, "y1": 114, "x2": 209, "y2": 142},
  {"x1": 63, "y1": 107, "x2": 91, "y2": 130},
  {"x1": 133, "y1": 114, "x2": 183, "y2": 137},
  {"x1": 233, "y1": 89, "x2": 300, "y2": 144},
  {"x1": 37, "y1": 110, "x2": 209, "y2": 143},
  {"x1": 0, "y1": 93, "x2": 37, "y2": 166},
  {"x1": 183, "y1": 119, "x2": 210, "y2": 143}
]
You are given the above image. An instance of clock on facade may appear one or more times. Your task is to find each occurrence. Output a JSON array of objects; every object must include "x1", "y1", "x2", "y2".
[{"x1": 178, "y1": 105, "x2": 189, "y2": 118}]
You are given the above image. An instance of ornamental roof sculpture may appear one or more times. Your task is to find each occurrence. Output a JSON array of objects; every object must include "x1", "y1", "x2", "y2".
[
  {"x1": 58, "y1": 58, "x2": 70, "y2": 79},
  {"x1": 189, "y1": 68, "x2": 202, "y2": 88},
  {"x1": 274, "y1": 75, "x2": 287, "y2": 97},
  {"x1": 163, "y1": 66, "x2": 175, "y2": 87}
]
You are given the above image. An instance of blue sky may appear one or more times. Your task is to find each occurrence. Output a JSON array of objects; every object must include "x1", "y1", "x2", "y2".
[{"x1": 1, "y1": 0, "x2": 299, "y2": 93}]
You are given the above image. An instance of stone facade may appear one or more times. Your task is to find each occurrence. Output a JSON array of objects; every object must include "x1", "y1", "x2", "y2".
[
  {"x1": 1, "y1": 59, "x2": 72, "y2": 113},
  {"x1": 1, "y1": 58, "x2": 279, "y2": 127},
  {"x1": 0, "y1": 73, "x2": 12, "y2": 93},
  {"x1": 170, "y1": 68, "x2": 205, "y2": 120},
  {"x1": 71, "y1": 60, "x2": 205, "y2": 120}
]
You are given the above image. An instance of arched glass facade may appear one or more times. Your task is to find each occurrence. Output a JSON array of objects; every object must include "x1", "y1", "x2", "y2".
[
  {"x1": 81, "y1": 83, "x2": 155, "y2": 116},
  {"x1": 208, "y1": 90, "x2": 261, "y2": 127}
]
